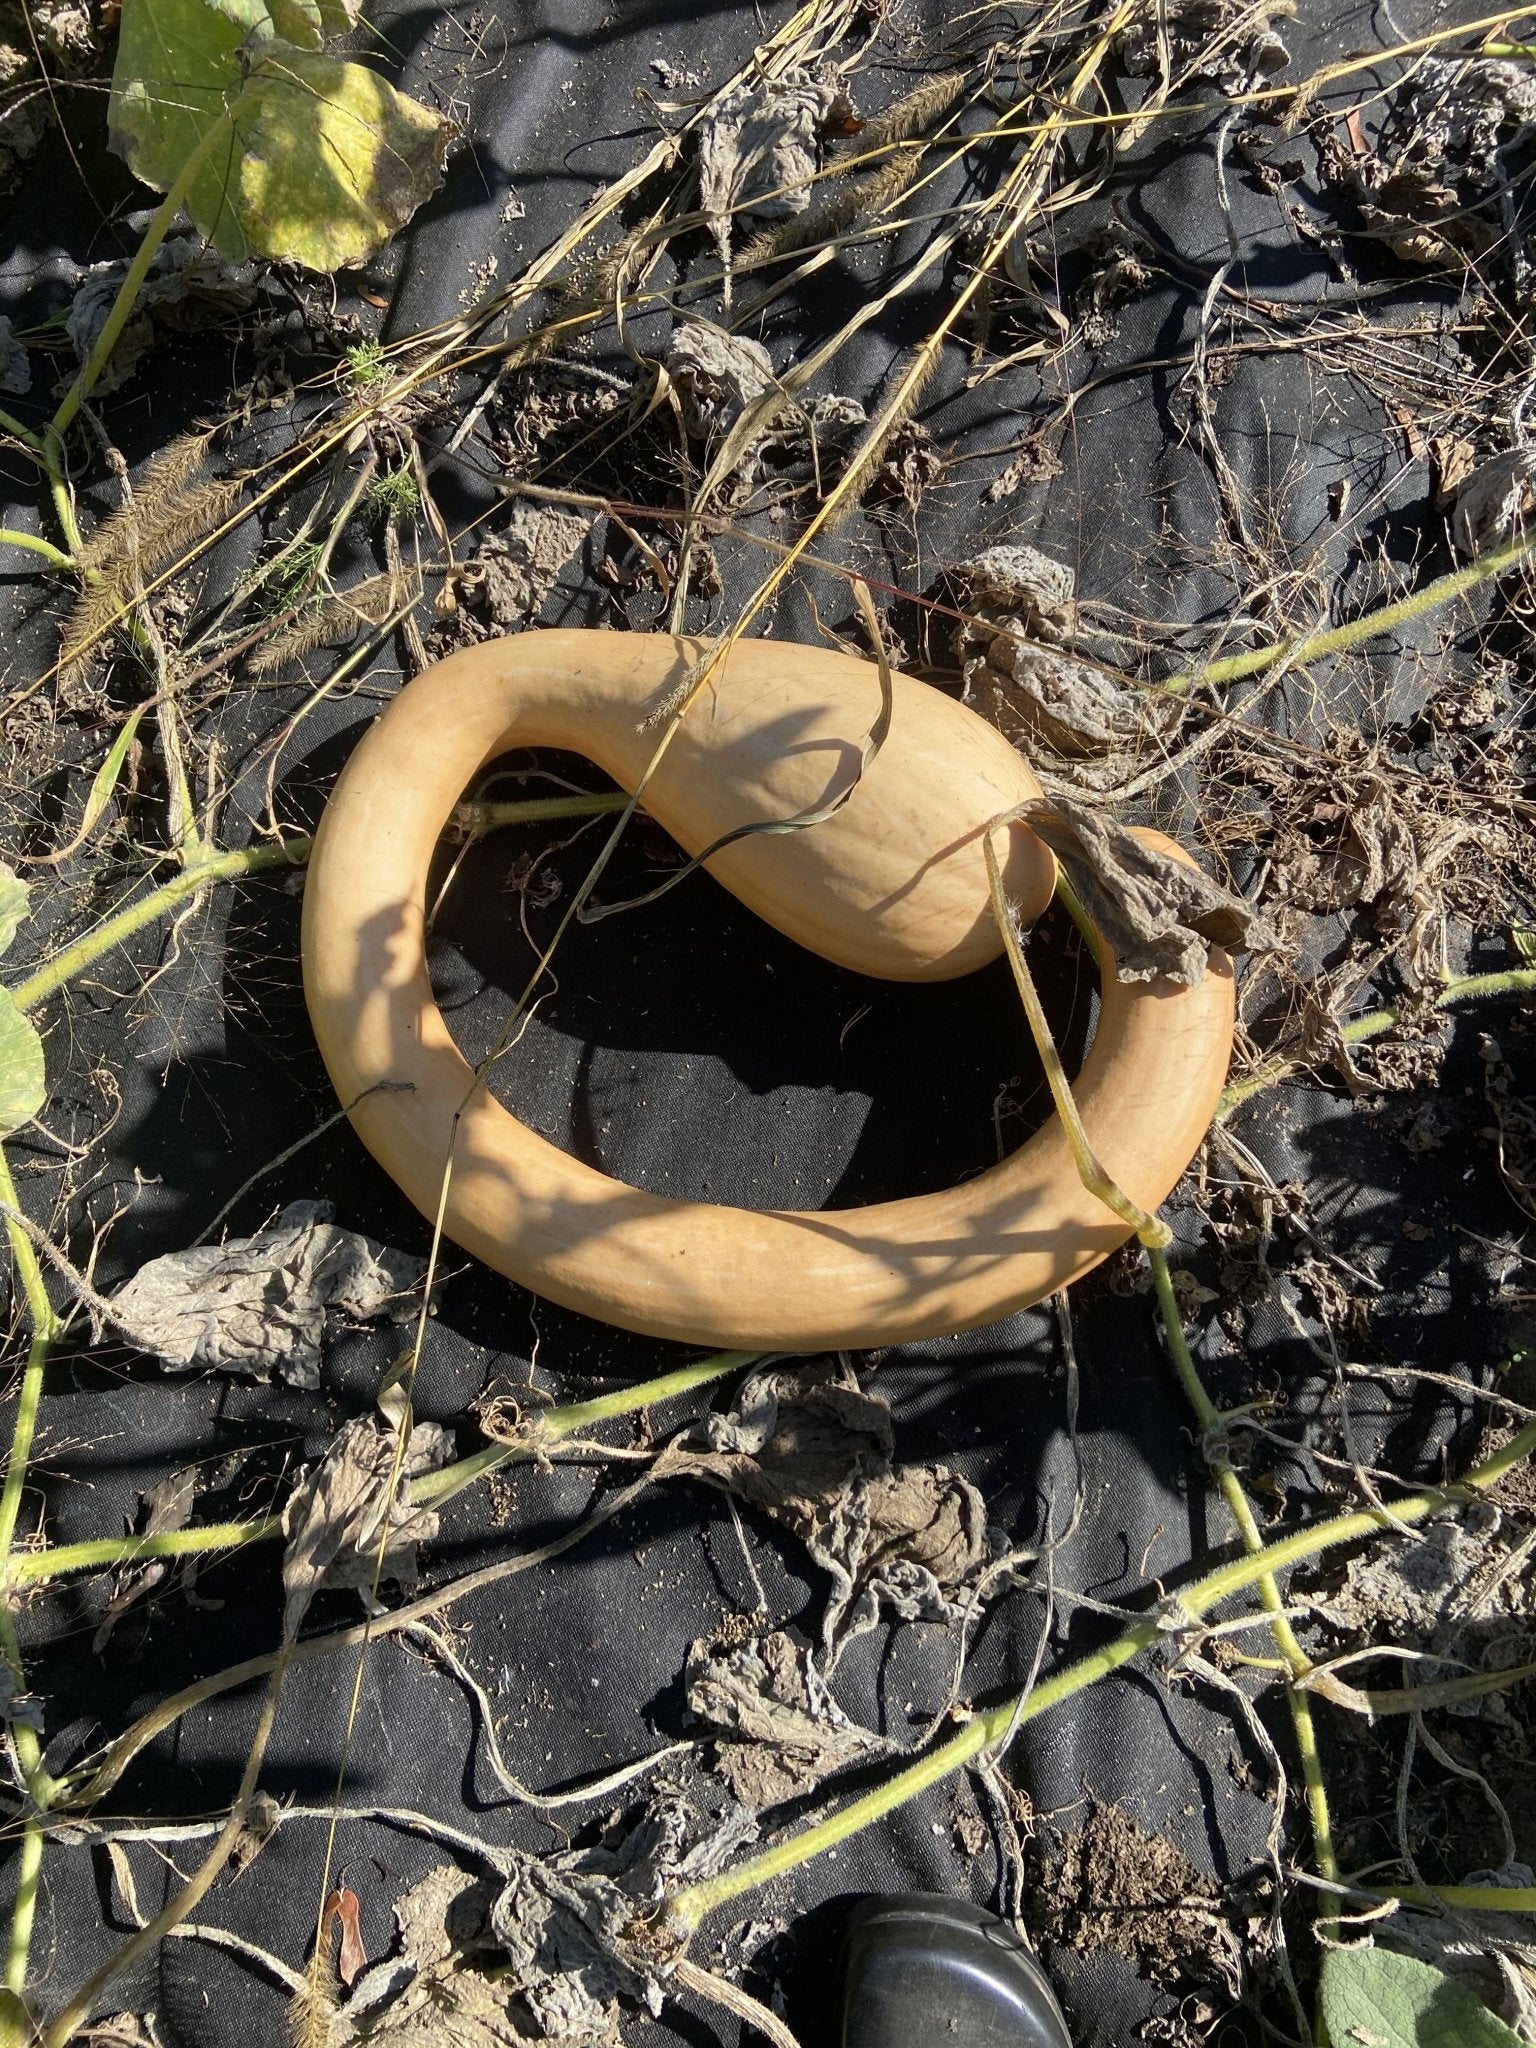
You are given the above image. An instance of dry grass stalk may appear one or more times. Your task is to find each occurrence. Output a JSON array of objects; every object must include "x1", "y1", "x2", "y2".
[{"x1": 740, "y1": 68, "x2": 971, "y2": 271}]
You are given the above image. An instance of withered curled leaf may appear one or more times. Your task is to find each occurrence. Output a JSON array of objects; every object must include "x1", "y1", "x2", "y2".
[{"x1": 1024, "y1": 798, "x2": 1276, "y2": 985}]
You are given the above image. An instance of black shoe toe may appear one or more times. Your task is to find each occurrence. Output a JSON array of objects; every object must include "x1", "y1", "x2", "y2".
[{"x1": 838, "y1": 1894, "x2": 1072, "y2": 2048}]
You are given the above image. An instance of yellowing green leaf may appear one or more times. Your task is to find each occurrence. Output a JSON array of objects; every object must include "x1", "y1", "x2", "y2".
[
  {"x1": 202, "y1": 0, "x2": 349, "y2": 53},
  {"x1": 108, "y1": 0, "x2": 252, "y2": 260},
  {"x1": 1320, "y1": 1946, "x2": 1523, "y2": 2048},
  {"x1": 0, "y1": 992, "x2": 44, "y2": 1138},
  {"x1": 267, "y1": 0, "x2": 356, "y2": 48},
  {"x1": 198, "y1": 0, "x2": 272, "y2": 33},
  {"x1": 234, "y1": 44, "x2": 452, "y2": 270},
  {"x1": 0, "y1": 864, "x2": 28, "y2": 958},
  {"x1": 108, "y1": 0, "x2": 451, "y2": 272}
]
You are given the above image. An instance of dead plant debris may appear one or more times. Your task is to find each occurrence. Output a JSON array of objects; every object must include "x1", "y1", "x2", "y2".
[
  {"x1": 11, "y1": 1, "x2": 1536, "y2": 2042},
  {"x1": 1030, "y1": 1801, "x2": 1253, "y2": 2003},
  {"x1": 662, "y1": 1357, "x2": 997, "y2": 1664},
  {"x1": 111, "y1": 1199, "x2": 428, "y2": 1387},
  {"x1": 685, "y1": 1625, "x2": 890, "y2": 1808},
  {"x1": 281, "y1": 1412, "x2": 453, "y2": 1629},
  {"x1": 1023, "y1": 798, "x2": 1276, "y2": 984}
]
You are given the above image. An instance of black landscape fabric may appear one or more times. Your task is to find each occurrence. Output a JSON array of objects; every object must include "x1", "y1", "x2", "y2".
[{"x1": 3, "y1": 0, "x2": 1536, "y2": 2043}]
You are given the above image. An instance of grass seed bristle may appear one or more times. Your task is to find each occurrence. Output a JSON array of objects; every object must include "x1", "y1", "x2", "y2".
[
  {"x1": 75, "y1": 431, "x2": 218, "y2": 576},
  {"x1": 61, "y1": 475, "x2": 243, "y2": 671},
  {"x1": 250, "y1": 573, "x2": 403, "y2": 674}
]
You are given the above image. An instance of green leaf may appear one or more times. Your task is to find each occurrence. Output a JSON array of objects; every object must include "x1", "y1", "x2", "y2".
[
  {"x1": 202, "y1": 0, "x2": 349, "y2": 53},
  {"x1": 108, "y1": 0, "x2": 452, "y2": 270},
  {"x1": 0, "y1": 992, "x2": 44, "y2": 1139},
  {"x1": 108, "y1": 0, "x2": 253, "y2": 260},
  {"x1": 1320, "y1": 1946, "x2": 1523, "y2": 2048},
  {"x1": 234, "y1": 44, "x2": 452, "y2": 269},
  {"x1": 0, "y1": 864, "x2": 28, "y2": 959}
]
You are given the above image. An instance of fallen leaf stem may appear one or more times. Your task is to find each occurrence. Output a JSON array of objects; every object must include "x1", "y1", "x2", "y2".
[
  {"x1": 414, "y1": 1348, "x2": 759, "y2": 1507},
  {"x1": 989, "y1": 857, "x2": 1338, "y2": 1887},
  {"x1": 6, "y1": 1519, "x2": 281, "y2": 1586},
  {"x1": 1147, "y1": 1242, "x2": 1338, "y2": 1893},
  {"x1": 983, "y1": 838, "x2": 1169, "y2": 1247},
  {"x1": 51, "y1": 114, "x2": 234, "y2": 444},
  {"x1": 0, "y1": 1145, "x2": 62, "y2": 2045},
  {"x1": 1156, "y1": 531, "x2": 1536, "y2": 699},
  {"x1": 1373, "y1": 1883, "x2": 1536, "y2": 1912},
  {"x1": 0, "y1": 530, "x2": 72, "y2": 572},
  {"x1": 7, "y1": 792, "x2": 630, "y2": 1015},
  {"x1": 8, "y1": 839, "x2": 311, "y2": 1014}
]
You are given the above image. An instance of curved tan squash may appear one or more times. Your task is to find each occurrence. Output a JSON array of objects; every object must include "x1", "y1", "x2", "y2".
[{"x1": 302, "y1": 629, "x2": 1235, "y2": 1350}]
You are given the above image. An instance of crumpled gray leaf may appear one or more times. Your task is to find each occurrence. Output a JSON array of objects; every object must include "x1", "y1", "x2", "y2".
[
  {"x1": 65, "y1": 235, "x2": 259, "y2": 396},
  {"x1": 1300, "y1": 1514, "x2": 1507, "y2": 1653},
  {"x1": 1352, "y1": 58, "x2": 1536, "y2": 264},
  {"x1": 489, "y1": 1791, "x2": 755, "y2": 2041},
  {"x1": 1281, "y1": 776, "x2": 1421, "y2": 922},
  {"x1": 1452, "y1": 448, "x2": 1536, "y2": 558},
  {"x1": 966, "y1": 644, "x2": 1151, "y2": 758},
  {"x1": 1118, "y1": 0, "x2": 1287, "y2": 95},
  {"x1": 697, "y1": 69, "x2": 837, "y2": 288},
  {"x1": 472, "y1": 504, "x2": 591, "y2": 624},
  {"x1": 955, "y1": 545, "x2": 1078, "y2": 641},
  {"x1": 111, "y1": 1198, "x2": 427, "y2": 1388},
  {"x1": 868, "y1": 417, "x2": 942, "y2": 511},
  {"x1": 664, "y1": 321, "x2": 776, "y2": 439},
  {"x1": 0, "y1": 317, "x2": 30, "y2": 396},
  {"x1": 1025, "y1": 799, "x2": 1275, "y2": 984},
  {"x1": 740, "y1": 389, "x2": 866, "y2": 486},
  {"x1": 281, "y1": 1413, "x2": 452, "y2": 1636},
  {"x1": 335, "y1": 1863, "x2": 529, "y2": 2044},
  {"x1": 1077, "y1": 218, "x2": 1155, "y2": 321},
  {"x1": 685, "y1": 1627, "x2": 890, "y2": 1807},
  {"x1": 352, "y1": 1871, "x2": 518, "y2": 2041},
  {"x1": 661, "y1": 1359, "x2": 996, "y2": 1664},
  {"x1": 954, "y1": 548, "x2": 1157, "y2": 758},
  {"x1": 1382, "y1": 58, "x2": 1536, "y2": 197}
]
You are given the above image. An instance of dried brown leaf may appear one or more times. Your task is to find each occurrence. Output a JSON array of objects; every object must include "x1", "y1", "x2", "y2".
[
  {"x1": 111, "y1": 1199, "x2": 427, "y2": 1388},
  {"x1": 280, "y1": 1414, "x2": 451, "y2": 1638},
  {"x1": 1024, "y1": 799, "x2": 1275, "y2": 984}
]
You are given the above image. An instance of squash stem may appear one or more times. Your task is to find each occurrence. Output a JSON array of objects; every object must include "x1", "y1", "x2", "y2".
[
  {"x1": 1153, "y1": 530, "x2": 1536, "y2": 698},
  {"x1": 987, "y1": 859, "x2": 1338, "y2": 1939},
  {"x1": 1220, "y1": 967, "x2": 1536, "y2": 1114},
  {"x1": 51, "y1": 114, "x2": 234, "y2": 444},
  {"x1": 666, "y1": 1416, "x2": 1536, "y2": 1935},
  {"x1": 7, "y1": 794, "x2": 629, "y2": 1016},
  {"x1": 0, "y1": 1144, "x2": 62, "y2": 2042},
  {"x1": 11, "y1": 1350, "x2": 759, "y2": 1584}
]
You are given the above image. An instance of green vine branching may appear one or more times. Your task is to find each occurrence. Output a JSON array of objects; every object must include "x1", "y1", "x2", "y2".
[
  {"x1": 10, "y1": 1346, "x2": 759, "y2": 1588},
  {"x1": 665, "y1": 1414, "x2": 1536, "y2": 1934},
  {"x1": 1219, "y1": 967, "x2": 1536, "y2": 1115}
]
